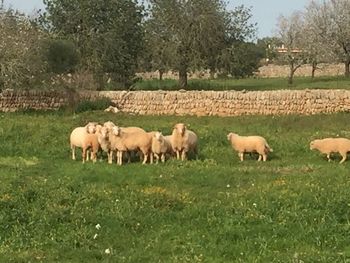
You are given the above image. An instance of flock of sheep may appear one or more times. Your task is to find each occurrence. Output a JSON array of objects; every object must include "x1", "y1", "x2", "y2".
[
  {"x1": 70, "y1": 121, "x2": 198, "y2": 165},
  {"x1": 69, "y1": 121, "x2": 350, "y2": 165}
]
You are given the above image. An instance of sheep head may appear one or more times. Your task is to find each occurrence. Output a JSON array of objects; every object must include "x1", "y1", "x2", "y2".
[
  {"x1": 100, "y1": 126, "x2": 109, "y2": 139},
  {"x1": 227, "y1": 132, "x2": 238, "y2": 141},
  {"x1": 86, "y1": 122, "x2": 98, "y2": 134},
  {"x1": 154, "y1": 131, "x2": 163, "y2": 141},
  {"x1": 310, "y1": 140, "x2": 318, "y2": 150},
  {"x1": 112, "y1": 126, "x2": 121, "y2": 136},
  {"x1": 96, "y1": 124, "x2": 103, "y2": 133},
  {"x1": 103, "y1": 121, "x2": 116, "y2": 130},
  {"x1": 174, "y1": 123, "x2": 186, "y2": 136}
]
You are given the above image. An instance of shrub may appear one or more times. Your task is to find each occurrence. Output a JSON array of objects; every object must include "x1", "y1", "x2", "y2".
[{"x1": 74, "y1": 98, "x2": 113, "y2": 113}]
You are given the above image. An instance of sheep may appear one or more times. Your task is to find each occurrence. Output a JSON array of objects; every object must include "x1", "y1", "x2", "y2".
[
  {"x1": 227, "y1": 133, "x2": 273, "y2": 162},
  {"x1": 171, "y1": 123, "x2": 198, "y2": 161},
  {"x1": 103, "y1": 121, "x2": 116, "y2": 130},
  {"x1": 310, "y1": 138, "x2": 350, "y2": 164},
  {"x1": 70, "y1": 122, "x2": 99, "y2": 163},
  {"x1": 103, "y1": 122, "x2": 146, "y2": 163},
  {"x1": 109, "y1": 126, "x2": 152, "y2": 165},
  {"x1": 96, "y1": 125, "x2": 113, "y2": 164},
  {"x1": 151, "y1": 131, "x2": 172, "y2": 164}
]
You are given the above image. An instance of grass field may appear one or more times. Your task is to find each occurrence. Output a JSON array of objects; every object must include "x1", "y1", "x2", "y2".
[
  {"x1": 2, "y1": 111, "x2": 350, "y2": 262},
  {"x1": 133, "y1": 76, "x2": 350, "y2": 91}
]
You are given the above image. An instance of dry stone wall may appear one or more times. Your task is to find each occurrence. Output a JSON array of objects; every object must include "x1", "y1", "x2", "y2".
[
  {"x1": 1, "y1": 89, "x2": 350, "y2": 116},
  {"x1": 136, "y1": 64, "x2": 345, "y2": 80},
  {"x1": 257, "y1": 64, "x2": 344, "y2": 78},
  {"x1": 0, "y1": 89, "x2": 69, "y2": 112}
]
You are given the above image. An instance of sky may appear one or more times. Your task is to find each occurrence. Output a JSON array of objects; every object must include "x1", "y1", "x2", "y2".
[{"x1": 4, "y1": 0, "x2": 310, "y2": 38}]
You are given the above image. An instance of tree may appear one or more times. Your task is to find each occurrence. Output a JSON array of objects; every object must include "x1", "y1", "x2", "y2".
[
  {"x1": 45, "y1": 39, "x2": 79, "y2": 74},
  {"x1": 40, "y1": 0, "x2": 144, "y2": 88},
  {"x1": 219, "y1": 41, "x2": 264, "y2": 78},
  {"x1": 299, "y1": 15, "x2": 329, "y2": 79},
  {"x1": 146, "y1": 1, "x2": 256, "y2": 88},
  {"x1": 0, "y1": 6, "x2": 46, "y2": 89},
  {"x1": 306, "y1": 0, "x2": 350, "y2": 77},
  {"x1": 276, "y1": 12, "x2": 307, "y2": 84}
]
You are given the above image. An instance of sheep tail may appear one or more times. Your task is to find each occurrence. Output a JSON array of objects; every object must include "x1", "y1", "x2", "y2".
[{"x1": 265, "y1": 143, "x2": 273, "y2": 153}]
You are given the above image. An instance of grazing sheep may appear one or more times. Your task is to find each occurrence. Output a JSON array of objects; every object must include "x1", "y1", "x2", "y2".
[
  {"x1": 109, "y1": 126, "x2": 152, "y2": 165},
  {"x1": 151, "y1": 132, "x2": 172, "y2": 164},
  {"x1": 171, "y1": 123, "x2": 198, "y2": 161},
  {"x1": 310, "y1": 138, "x2": 350, "y2": 164},
  {"x1": 70, "y1": 122, "x2": 99, "y2": 163},
  {"x1": 227, "y1": 133, "x2": 273, "y2": 162}
]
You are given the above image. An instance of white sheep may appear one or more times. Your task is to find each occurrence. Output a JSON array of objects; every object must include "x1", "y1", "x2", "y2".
[
  {"x1": 70, "y1": 122, "x2": 99, "y2": 163},
  {"x1": 96, "y1": 125, "x2": 113, "y2": 164},
  {"x1": 151, "y1": 131, "x2": 172, "y2": 164},
  {"x1": 171, "y1": 123, "x2": 198, "y2": 161},
  {"x1": 109, "y1": 126, "x2": 152, "y2": 165},
  {"x1": 227, "y1": 133, "x2": 273, "y2": 162},
  {"x1": 310, "y1": 138, "x2": 350, "y2": 164},
  {"x1": 103, "y1": 121, "x2": 116, "y2": 130},
  {"x1": 103, "y1": 122, "x2": 146, "y2": 163}
]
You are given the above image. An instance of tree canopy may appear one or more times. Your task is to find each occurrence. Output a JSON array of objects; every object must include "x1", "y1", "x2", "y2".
[
  {"x1": 40, "y1": 0, "x2": 144, "y2": 88},
  {"x1": 144, "y1": 0, "x2": 257, "y2": 87}
]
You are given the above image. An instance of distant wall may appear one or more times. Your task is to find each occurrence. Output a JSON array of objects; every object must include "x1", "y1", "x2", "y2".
[
  {"x1": 2, "y1": 89, "x2": 350, "y2": 116},
  {"x1": 256, "y1": 63, "x2": 345, "y2": 78},
  {"x1": 136, "y1": 63, "x2": 345, "y2": 80}
]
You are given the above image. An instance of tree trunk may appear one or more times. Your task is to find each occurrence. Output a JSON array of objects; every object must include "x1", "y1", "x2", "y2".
[
  {"x1": 345, "y1": 59, "x2": 350, "y2": 77},
  {"x1": 209, "y1": 68, "x2": 215, "y2": 79},
  {"x1": 288, "y1": 66, "x2": 295, "y2": 85},
  {"x1": 179, "y1": 67, "x2": 187, "y2": 88},
  {"x1": 311, "y1": 61, "x2": 317, "y2": 79},
  {"x1": 159, "y1": 69, "x2": 163, "y2": 81}
]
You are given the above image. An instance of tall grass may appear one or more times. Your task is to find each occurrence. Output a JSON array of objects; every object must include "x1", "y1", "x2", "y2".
[{"x1": 1, "y1": 111, "x2": 350, "y2": 262}]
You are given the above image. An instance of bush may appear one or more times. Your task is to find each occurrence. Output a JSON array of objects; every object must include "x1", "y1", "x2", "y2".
[{"x1": 74, "y1": 98, "x2": 113, "y2": 113}]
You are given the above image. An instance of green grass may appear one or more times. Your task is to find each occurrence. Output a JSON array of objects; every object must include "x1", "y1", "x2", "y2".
[
  {"x1": 2, "y1": 111, "x2": 350, "y2": 262},
  {"x1": 133, "y1": 76, "x2": 350, "y2": 91}
]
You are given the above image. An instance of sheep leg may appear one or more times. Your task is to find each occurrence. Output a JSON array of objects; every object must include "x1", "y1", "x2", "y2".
[
  {"x1": 181, "y1": 150, "x2": 187, "y2": 161},
  {"x1": 142, "y1": 153, "x2": 148, "y2": 165},
  {"x1": 71, "y1": 145, "x2": 76, "y2": 160},
  {"x1": 176, "y1": 150, "x2": 180, "y2": 160},
  {"x1": 118, "y1": 151, "x2": 123, "y2": 165},
  {"x1": 161, "y1": 153, "x2": 165, "y2": 163},
  {"x1": 239, "y1": 152, "x2": 244, "y2": 161},
  {"x1": 155, "y1": 153, "x2": 160, "y2": 164},
  {"x1": 86, "y1": 149, "x2": 90, "y2": 161},
  {"x1": 262, "y1": 154, "x2": 267, "y2": 162},
  {"x1": 92, "y1": 151, "x2": 97, "y2": 163},
  {"x1": 327, "y1": 154, "x2": 331, "y2": 162},
  {"x1": 82, "y1": 148, "x2": 86, "y2": 164},
  {"x1": 108, "y1": 151, "x2": 113, "y2": 164},
  {"x1": 258, "y1": 155, "x2": 262, "y2": 161},
  {"x1": 339, "y1": 152, "x2": 347, "y2": 164},
  {"x1": 127, "y1": 151, "x2": 131, "y2": 163}
]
